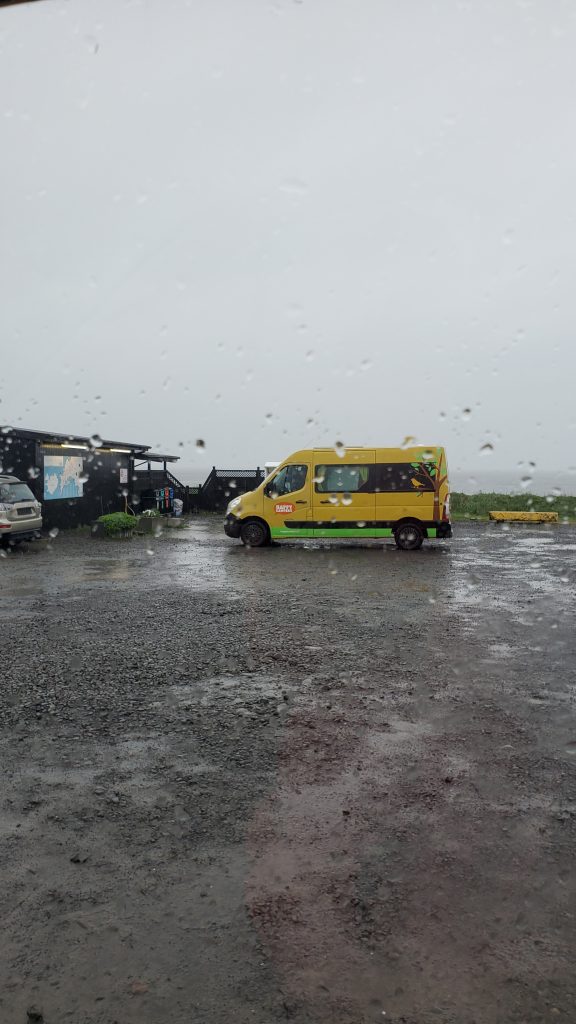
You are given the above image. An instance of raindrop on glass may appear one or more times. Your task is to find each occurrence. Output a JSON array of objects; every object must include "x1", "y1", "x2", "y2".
[
  {"x1": 479, "y1": 443, "x2": 494, "y2": 456},
  {"x1": 334, "y1": 441, "x2": 346, "y2": 458}
]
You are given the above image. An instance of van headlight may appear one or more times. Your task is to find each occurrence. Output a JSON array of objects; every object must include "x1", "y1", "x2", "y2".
[{"x1": 227, "y1": 496, "x2": 242, "y2": 514}]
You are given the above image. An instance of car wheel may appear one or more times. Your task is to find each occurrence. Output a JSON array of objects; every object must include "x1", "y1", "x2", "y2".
[
  {"x1": 394, "y1": 523, "x2": 423, "y2": 551},
  {"x1": 240, "y1": 520, "x2": 268, "y2": 547}
]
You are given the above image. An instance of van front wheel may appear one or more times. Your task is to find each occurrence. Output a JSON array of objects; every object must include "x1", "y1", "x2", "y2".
[
  {"x1": 240, "y1": 520, "x2": 269, "y2": 547},
  {"x1": 394, "y1": 523, "x2": 423, "y2": 551}
]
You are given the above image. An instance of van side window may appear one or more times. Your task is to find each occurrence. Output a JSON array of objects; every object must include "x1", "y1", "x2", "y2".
[
  {"x1": 315, "y1": 465, "x2": 373, "y2": 493},
  {"x1": 266, "y1": 464, "x2": 307, "y2": 497},
  {"x1": 376, "y1": 463, "x2": 436, "y2": 492}
]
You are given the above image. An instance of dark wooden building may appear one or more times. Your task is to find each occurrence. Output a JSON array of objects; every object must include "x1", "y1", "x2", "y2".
[{"x1": 0, "y1": 427, "x2": 181, "y2": 531}]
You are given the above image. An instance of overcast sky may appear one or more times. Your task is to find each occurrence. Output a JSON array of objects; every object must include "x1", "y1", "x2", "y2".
[{"x1": 1, "y1": 0, "x2": 575, "y2": 488}]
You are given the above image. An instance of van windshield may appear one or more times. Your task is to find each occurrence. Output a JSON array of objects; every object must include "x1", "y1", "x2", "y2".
[{"x1": 0, "y1": 482, "x2": 36, "y2": 504}]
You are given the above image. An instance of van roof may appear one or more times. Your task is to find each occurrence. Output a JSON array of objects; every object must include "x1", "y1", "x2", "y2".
[{"x1": 305, "y1": 446, "x2": 445, "y2": 453}]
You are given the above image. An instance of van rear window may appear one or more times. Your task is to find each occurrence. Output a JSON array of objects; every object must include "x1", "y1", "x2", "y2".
[{"x1": 376, "y1": 463, "x2": 436, "y2": 492}]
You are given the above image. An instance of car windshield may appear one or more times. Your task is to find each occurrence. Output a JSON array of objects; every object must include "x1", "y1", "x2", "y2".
[{"x1": 0, "y1": 482, "x2": 35, "y2": 503}]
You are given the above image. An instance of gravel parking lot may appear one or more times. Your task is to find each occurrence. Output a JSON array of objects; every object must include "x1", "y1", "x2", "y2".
[{"x1": 1, "y1": 519, "x2": 575, "y2": 1024}]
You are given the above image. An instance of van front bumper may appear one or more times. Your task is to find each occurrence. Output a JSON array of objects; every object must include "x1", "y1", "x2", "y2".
[{"x1": 224, "y1": 514, "x2": 242, "y2": 539}]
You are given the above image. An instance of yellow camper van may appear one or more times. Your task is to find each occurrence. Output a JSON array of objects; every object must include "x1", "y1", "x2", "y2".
[{"x1": 224, "y1": 446, "x2": 452, "y2": 550}]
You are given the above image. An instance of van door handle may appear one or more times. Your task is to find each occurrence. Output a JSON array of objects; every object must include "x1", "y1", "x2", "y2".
[
  {"x1": 319, "y1": 500, "x2": 332, "y2": 504},
  {"x1": 295, "y1": 500, "x2": 307, "y2": 504}
]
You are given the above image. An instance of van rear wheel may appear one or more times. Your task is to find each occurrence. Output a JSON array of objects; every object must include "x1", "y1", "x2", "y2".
[
  {"x1": 394, "y1": 523, "x2": 423, "y2": 551},
  {"x1": 240, "y1": 520, "x2": 269, "y2": 547}
]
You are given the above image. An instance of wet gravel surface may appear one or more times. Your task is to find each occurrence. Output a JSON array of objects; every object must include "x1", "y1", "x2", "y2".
[{"x1": 1, "y1": 519, "x2": 575, "y2": 1024}]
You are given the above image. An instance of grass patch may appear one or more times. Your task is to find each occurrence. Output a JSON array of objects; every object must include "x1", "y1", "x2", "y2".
[{"x1": 452, "y1": 492, "x2": 576, "y2": 522}]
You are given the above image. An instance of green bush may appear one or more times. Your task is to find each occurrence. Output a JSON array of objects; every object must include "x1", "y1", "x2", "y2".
[
  {"x1": 97, "y1": 512, "x2": 137, "y2": 535},
  {"x1": 451, "y1": 492, "x2": 576, "y2": 520}
]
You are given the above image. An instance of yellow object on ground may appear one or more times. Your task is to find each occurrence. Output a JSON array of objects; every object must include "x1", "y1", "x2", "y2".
[{"x1": 489, "y1": 511, "x2": 559, "y2": 523}]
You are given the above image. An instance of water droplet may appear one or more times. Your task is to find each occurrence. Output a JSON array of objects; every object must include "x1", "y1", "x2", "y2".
[
  {"x1": 334, "y1": 441, "x2": 346, "y2": 458},
  {"x1": 90, "y1": 434, "x2": 103, "y2": 449},
  {"x1": 27, "y1": 466, "x2": 40, "y2": 479},
  {"x1": 313, "y1": 473, "x2": 325, "y2": 485},
  {"x1": 195, "y1": 439, "x2": 205, "y2": 450},
  {"x1": 146, "y1": 547, "x2": 154, "y2": 556},
  {"x1": 462, "y1": 408, "x2": 472, "y2": 421},
  {"x1": 356, "y1": 520, "x2": 366, "y2": 528},
  {"x1": 305, "y1": 350, "x2": 314, "y2": 362},
  {"x1": 360, "y1": 359, "x2": 371, "y2": 372},
  {"x1": 520, "y1": 475, "x2": 533, "y2": 490},
  {"x1": 341, "y1": 493, "x2": 352, "y2": 506},
  {"x1": 49, "y1": 527, "x2": 59, "y2": 539},
  {"x1": 401, "y1": 435, "x2": 417, "y2": 449},
  {"x1": 565, "y1": 741, "x2": 576, "y2": 756},
  {"x1": 329, "y1": 495, "x2": 339, "y2": 505},
  {"x1": 265, "y1": 413, "x2": 273, "y2": 423},
  {"x1": 479, "y1": 443, "x2": 494, "y2": 456}
]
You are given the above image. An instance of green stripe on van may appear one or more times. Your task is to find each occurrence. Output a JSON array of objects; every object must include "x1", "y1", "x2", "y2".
[
  {"x1": 270, "y1": 528, "x2": 315, "y2": 538},
  {"x1": 270, "y1": 527, "x2": 394, "y2": 539}
]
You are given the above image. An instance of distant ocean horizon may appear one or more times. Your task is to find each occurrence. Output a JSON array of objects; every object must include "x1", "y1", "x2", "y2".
[{"x1": 170, "y1": 464, "x2": 576, "y2": 496}]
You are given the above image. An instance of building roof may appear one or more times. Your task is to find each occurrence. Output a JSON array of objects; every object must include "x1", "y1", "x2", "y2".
[
  {"x1": 1, "y1": 427, "x2": 179, "y2": 461},
  {"x1": 140, "y1": 452, "x2": 180, "y2": 463}
]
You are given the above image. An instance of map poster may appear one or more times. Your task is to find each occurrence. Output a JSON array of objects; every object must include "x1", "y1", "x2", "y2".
[{"x1": 44, "y1": 455, "x2": 84, "y2": 501}]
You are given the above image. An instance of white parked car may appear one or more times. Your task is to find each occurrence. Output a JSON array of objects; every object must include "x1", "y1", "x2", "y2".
[{"x1": 0, "y1": 475, "x2": 42, "y2": 546}]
